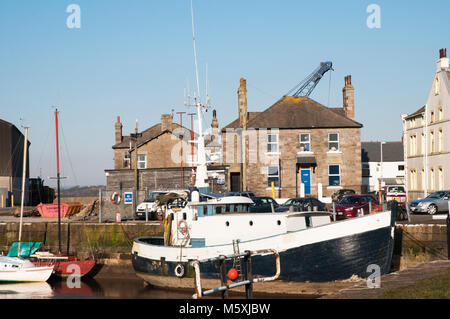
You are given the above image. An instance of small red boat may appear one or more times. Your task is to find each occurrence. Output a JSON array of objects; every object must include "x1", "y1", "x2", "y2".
[{"x1": 32, "y1": 252, "x2": 96, "y2": 278}]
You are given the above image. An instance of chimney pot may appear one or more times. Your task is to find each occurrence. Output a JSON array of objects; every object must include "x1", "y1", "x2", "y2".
[
  {"x1": 115, "y1": 115, "x2": 123, "y2": 144},
  {"x1": 440, "y1": 48, "x2": 447, "y2": 59}
]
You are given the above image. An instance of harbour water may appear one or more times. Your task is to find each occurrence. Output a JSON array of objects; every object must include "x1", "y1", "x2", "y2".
[{"x1": 0, "y1": 277, "x2": 321, "y2": 299}]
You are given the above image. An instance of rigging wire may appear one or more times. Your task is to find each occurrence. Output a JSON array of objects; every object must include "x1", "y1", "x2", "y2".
[
  {"x1": 58, "y1": 112, "x2": 79, "y2": 187},
  {"x1": 327, "y1": 69, "x2": 332, "y2": 108}
]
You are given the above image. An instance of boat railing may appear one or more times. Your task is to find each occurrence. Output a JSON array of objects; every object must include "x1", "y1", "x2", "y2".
[{"x1": 190, "y1": 248, "x2": 280, "y2": 299}]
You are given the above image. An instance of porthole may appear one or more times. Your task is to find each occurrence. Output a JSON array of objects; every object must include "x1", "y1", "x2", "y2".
[
  {"x1": 225, "y1": 221, "x2": 230, "y2": 227},
  {"x1": 249, "y1": 221, "x2": 253, "y2": 226},
  {"x1": 277, "y1": 220, "x2": 281, "y2": 226}
]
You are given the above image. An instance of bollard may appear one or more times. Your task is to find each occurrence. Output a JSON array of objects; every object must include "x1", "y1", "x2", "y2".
[
  {"x1": 11, "y1": 194, "x2": 14, "y2": 208},
  {"x1": 116, "y1": 213, "x2": 121, "y2": 223},
  {"x1": 332, "y1": 202, "x2": 336, "y2": 222},
  {"x1": 1, "y1": 194, "x2": 3, "y2": 208},
  {"x1": 369, "y1": 201, "x2": 372, "y2": 214},
  {"x1": 145, "y1": 205, "x2": 148, "y2": 223}
]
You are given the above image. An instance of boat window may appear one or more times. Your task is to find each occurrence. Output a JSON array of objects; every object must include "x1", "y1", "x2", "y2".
[
  {"x1": 305, "y1": 216, "x2": 311, "y2": 228},
  {"x1": 203, "y1": 205, "x2": 208, "y2": 216},
  {"x1": 225, "y1": 204, "x2": 230, "y2": 212},
  {"x1": 249, "y1": 221, "x2": 253, "y2": 226},
  {"x1": 183, "y1": 212, "x2": 187, "y2": 220},
  {"x1": 233, "y1": 205, "x2": 238, "y2": 212}
]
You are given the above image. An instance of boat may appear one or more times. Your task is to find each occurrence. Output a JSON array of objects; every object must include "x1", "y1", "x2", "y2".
[
  {"x1": 29, "y1": 109, "x2": 96, "y2": 278},
  {"x1": 0, "y1": 257, "x2": 54, "y2": 283},
  {"x1": 131, "y1": 190, "x2": 396, "y2": 287},
  {"x1": 131, "y1": 1, "x2": 396, "y2": 290},
  {"x1": 0, "y1": 127, "x2": 55, "y2": 283}
]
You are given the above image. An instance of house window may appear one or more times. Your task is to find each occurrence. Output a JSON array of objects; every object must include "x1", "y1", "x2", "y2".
[
  {"x1": 421, "y1": 169, "x2": 425, "y2": 190},
  {"x1": 438, "y1": 167, "x2": 444, "y2": 190},
  {"x1": 430, "y1": 131, "x2": 435, "y2": 154},
  {"x1": 267, "y1": 166, "x2": 280, "y2": 187},
  {"x1": 137, "y1": 154, "x2": 147, "y2": 169},
  {"x1": 438, "y1": 107, "x2": 443, "y2": 121},
  {"x1": 410, "y1": 169, "x2": 417, "y2": 190},
  {"x1": 434, "y1": 77, "x2": 439, "y2": 95},
  {"x1": 438, "y1": 128, "x2": 443, "y2": 152},
  {"x1": 421, "y1": 133, "x2": 425, "y2": 155},
  {"x1": 328, "y1": 133, "x2": 339, "y2": 151},
  {"x1": 123, "y1": 151, "x2": 130, "y2": 168},
  {"x1": 398, "y1": 165, "x2": 405, "y2": 171},
  {"x1": 267, "y1": 134, "x2": 279, "y2": 153},
  {"x1": 429, "y1": 168, "x2": 435, "y2": 190},
  {"x1": 299, "y1": 133, "x2": 311, "y2": 152},
  {"x1": 328, "y1": 165, "x2": 341, "y2": 186},
  {"x1": 362, "y1": 163, "x2": 370, "y2": 177},
  {"x1": 430, "y1": 111, "x2": 435, "y2": 124}
]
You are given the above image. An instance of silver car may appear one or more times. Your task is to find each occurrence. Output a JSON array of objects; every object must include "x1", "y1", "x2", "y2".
[{"x1": 408, "y1": 191, "x2": 450, "y2": 215}]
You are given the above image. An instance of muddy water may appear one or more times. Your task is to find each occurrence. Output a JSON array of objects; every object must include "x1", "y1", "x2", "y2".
[{"x1": 0, "y1": 277, "x2": 321, "y2": 299}]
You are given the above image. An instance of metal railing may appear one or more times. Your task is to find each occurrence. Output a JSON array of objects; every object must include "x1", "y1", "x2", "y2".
[{"x1": 190, "y1": 248, "x2": 280, "y2": 299}]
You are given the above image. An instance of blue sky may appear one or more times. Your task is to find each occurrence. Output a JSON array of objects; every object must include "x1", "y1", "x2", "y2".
[{"x1": 1, "y1": 0, "x2": 449, "y2": 187}]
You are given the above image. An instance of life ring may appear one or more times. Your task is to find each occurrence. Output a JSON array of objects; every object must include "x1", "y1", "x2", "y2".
[
  {"x1": 111, "y1": 192, "x2": 121, "y2": 205},
  {"x1": 174, "y1": 263, "x2": 185, "y2": 278},
  {"x1": 178, "y1": 220, "x2": 188, "y2": 234}
]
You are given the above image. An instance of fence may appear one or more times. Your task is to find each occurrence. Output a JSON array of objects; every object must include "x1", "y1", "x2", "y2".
[{"x1": 98, "y1": 189, "x2": 148, "y2": 222}]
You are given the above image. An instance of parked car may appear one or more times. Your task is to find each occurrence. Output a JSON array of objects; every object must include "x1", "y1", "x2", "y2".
[
  {"x1": 333, "y1": 194, "x2": 381, "y2": 220},
  {"x1": 276, "y1": 197, "x2": 326, "y2": 212},
  {"x1": 385, "y1": 185, "x2": 407, "y2": 206},
  {"x1": 331, "y1": 189, "x2": 356, "y2": 203},
  {"x1": 249, "y1": 196, "x2": 279, "y2": 213},
  {"x1": 408, "y1": 190, "x2": 450, "y2": 215},
  {"x1": 135, "y1": 191, "x2": 168, "y2": 220},
  {"x1": 225, "y1": 191, "x2": 256, "y2": 198}
]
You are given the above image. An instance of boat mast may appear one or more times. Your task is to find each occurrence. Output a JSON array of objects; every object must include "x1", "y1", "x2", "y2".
[
  {"x1": 55, "y1": 109, "x2": 62, "y2": 253},
  {"x1": 17, "y1": 126, "x2": 28, "y2": 259},
  {"x1": 190, "y1": 0, "x2": 209, "y2": 189}
]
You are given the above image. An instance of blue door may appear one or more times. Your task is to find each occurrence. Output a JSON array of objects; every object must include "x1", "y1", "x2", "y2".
[{"x1": 301, "y1": 169, "x2": 311, "y2": 195}]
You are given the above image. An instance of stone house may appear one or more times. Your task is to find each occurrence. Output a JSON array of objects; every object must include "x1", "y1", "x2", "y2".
[
  {"x1": 402, "y1": 48, "x2": 450, "y2": 201},
  {"x1": 222, "y1": 76, "x2": 363, "y2": 199},
  {"x1": 106, "y1": 113, "x2": 227, "y2": 193},
  {"x1": 361, "y1": 141, "x2": 405, "y2": 193},
  {"x1": 0, "y1": 119, "x2": 30, "y2": 206}
]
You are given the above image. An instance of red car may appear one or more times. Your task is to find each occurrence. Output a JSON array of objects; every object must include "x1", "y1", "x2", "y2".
[{"x1": 333, "y1": 194, "x2": 382, "y2": 220}]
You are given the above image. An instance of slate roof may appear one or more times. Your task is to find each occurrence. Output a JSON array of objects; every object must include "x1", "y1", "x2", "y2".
[
  {"x1": 113, "y1": 123, "x2": 195, "y2": 149},
  {"x1": 222, "y1": 96, "x2": 362, "y2": 131},
  {"x1": 404, "y1": 106, "x2": 425, "y2": 120},
  {"x1": 361, "y1": 141, "x2": 404, "y2": 163}
]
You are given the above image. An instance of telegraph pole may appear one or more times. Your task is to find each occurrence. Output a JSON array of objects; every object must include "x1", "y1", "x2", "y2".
[
  {"x1": 130, "y1": 120, "x2": 142, "y2": 218},
  {"x1": 177, "y1": 112, "x2": 186, "y2": 187},
  {"x1": 188, "y1": 113, "x2": 196, "y2": 186}
]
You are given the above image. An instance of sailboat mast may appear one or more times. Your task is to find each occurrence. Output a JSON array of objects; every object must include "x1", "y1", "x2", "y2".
[
  {"x1": 17, "y1": 126, "x2": 28, "y2": 259},
  {"x1": 190, "y1": 0, "x2": 208, "y2": 189},
  {"x1": 55, "y1": 109, "x2": 62, "y2": 253}
]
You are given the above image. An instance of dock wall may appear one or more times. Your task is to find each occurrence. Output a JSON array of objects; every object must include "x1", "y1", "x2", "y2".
[
  {"x1": 0, "y1": 222, "x2": 163, "y2": 259},
  {"x1": 1, "y1": 222, "x2": 448, "y2": 274}
]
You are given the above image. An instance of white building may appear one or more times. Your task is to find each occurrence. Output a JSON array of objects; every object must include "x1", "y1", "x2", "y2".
[
  {"x1": 402, "y1": 48, "x2": 450, "y2": 201},
  {"x1": 361, "y1": 141, "x2": 405, "y2": 193}
]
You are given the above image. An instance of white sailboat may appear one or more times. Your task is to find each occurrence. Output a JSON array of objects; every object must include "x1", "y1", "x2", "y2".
[{"x1": 0, "y1": 127, "x2": 54, "y2": 282}]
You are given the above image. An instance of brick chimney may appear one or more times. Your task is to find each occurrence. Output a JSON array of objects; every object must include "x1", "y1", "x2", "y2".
[
  {"x1": 161, "y1": 114, "x2": 173, "y2": 132},
  {"x1": 437, "y1": 48, "x2": 449, "y2": 71},
  {"x1": 342, "y1": 75, "x2": 355, "y2": 120},
  {"x1": 211, "y1": 109, "x2": 219, "y2": 139},
  {"x1": 237, "y1": 78, "x2": 248, "y2": 129},
  {"x1": 115, "y1": 116, "x2": 122, "y2": 144}
]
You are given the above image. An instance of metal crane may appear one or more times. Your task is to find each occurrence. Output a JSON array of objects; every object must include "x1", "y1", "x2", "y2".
[{"x1": 285, "y1": 61, "x2": 333, "y2": 97}]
